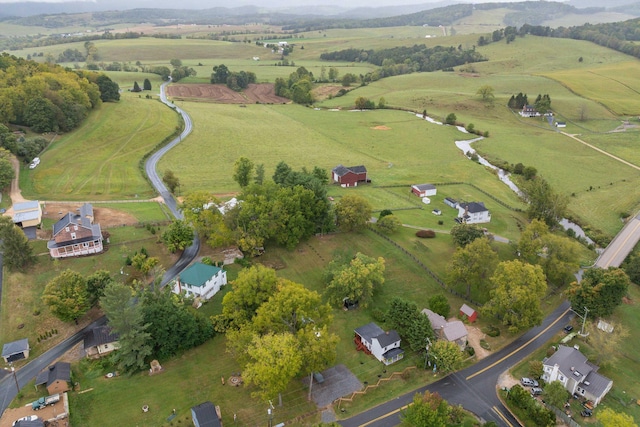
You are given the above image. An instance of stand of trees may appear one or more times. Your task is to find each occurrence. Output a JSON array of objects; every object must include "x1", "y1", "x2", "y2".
[
  {"x1": 0, "y1": 53, "x2": 115, "y2": 132},
  {"x1": 211, "y1": 64, "x2": 257, "y2": 91},
  {"x1": 274, "y1": 66, "x2": 314, "y2": 104}
]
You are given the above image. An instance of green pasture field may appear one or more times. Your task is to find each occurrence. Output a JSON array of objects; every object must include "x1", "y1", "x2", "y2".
[
  {"x1": 0, "y1": 225, "x2": 176, "y2": 361},
  {"x1": 580, "y1": 131, "x2": 640, "y2": 170},
  {"x1": 543, "y1": 61, "x2": 640, "y2": 116},
  {"x1": 96, "y1": 201, "x2": 172, "y2": 223},
  {"x1": 20, "y1": 94, "x2": 180, "y2": 201}
]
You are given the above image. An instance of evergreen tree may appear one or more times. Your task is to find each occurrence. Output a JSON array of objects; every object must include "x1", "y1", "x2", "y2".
[
  {"x1": 132, "y1": 81, "x2": 141, "y2": 92},
  {"x1": 143, "y1": 78, "x2": 152, "y2": 90}
]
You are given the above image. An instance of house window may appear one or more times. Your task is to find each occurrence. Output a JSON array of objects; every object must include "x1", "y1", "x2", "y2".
[
  {"x1": 71, "y1": 232, "x2": 76, "y2": 239},
  {"x1": 559, "y1": 375, "x2": 565, "y2": 381},
  {"x1": 65, "y1": 227, "x2": 70, "y2": 232},
  {"x1": 74, "y1": 225, "x2": 78, "y2": 230},
  {"x1": 83, "y1": 243, "x2": 89, "y2": 248}
]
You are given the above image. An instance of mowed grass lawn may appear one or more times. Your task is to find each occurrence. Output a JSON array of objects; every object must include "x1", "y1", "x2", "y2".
[{"x1": 21, "y1": 94, "x2": 180, "y2": 200}]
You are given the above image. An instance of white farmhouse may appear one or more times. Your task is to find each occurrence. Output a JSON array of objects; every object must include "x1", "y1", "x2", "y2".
[
  {"x1": 173, "y1": 262, "x2": 227, "y2": 302},
  {"x1": 457, "y1": 202, "x2": 491, "y2": 224},
  {"x1": 354, "y1": 322, "x2": 404, "y2": 365}
]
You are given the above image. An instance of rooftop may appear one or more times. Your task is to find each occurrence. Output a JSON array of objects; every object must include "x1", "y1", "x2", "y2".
[{"x1": 179, "y1": 262, "x2": 224, "y2": 288}]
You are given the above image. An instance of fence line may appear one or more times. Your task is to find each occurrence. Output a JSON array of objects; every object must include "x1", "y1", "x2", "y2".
[
  {"x1": 548, "y1": 406, "x2": 582, "y2": 427},
  {"x1": 334, "y1": 366, "x2": 417, "y2": 408},
  {"x1": 369, "y1": 226, "x2": 483, "y2": 307}
]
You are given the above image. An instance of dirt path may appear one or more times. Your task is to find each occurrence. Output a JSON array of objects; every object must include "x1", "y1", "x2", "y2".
[
  {"x1": 2, "y1": 156, "x2": 27, "y2": 218},
  {"x1": 561, "y1": 131, "x2": 640, "y2": 172},
  {"x1": 465, "y1": 324, "x2": 491, "y2": 360}
]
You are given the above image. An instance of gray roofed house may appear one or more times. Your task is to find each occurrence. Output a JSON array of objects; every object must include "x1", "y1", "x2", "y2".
[
  {"x1": 47, "y1": 203, "x2": 103, "y2": 258},
  {"x1": 331, "y1": 165, "x2": 368, "y2": 187},
  {"x1": 542, "y1": 345, "x2": 612, "y2": 406},
  {"x1": 12, "y1": 419, "x2": 44, "y2": 427},
  {"x1": 191, "y1": 401, "x2": 221, "y2": 427},
  {"x1": 35, "y1": 362, "x2": 71, "y2": 395},
  {"x1": 354, "y1": 322, "x2": 403, "y2": 365},
  {"x1": 457, "y1": 202, "x2": 491, "y2": 224},
  {"x1": 84, "y1": 326, "x2": 120, "y2": 358},
  {"x1": 411, "y1": 184, "x2": 437, "y2": 197},
  {"x1": 2, "y1": 338, "x2": 30, "y2": 363},
  {"x1": 421, "y1": 309, "x2": 468, "y2": 350}
]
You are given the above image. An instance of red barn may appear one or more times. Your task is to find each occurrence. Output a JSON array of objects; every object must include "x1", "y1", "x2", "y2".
[
  {"x1": 460, "y1": 304, "x2": 477, "y2": 322},
  {"x1": 332, "y1": 165, "x2": 368, "y2": 187}
]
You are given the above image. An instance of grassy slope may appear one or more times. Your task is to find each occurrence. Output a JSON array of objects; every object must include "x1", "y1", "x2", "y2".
[{"x1": 20, "y1": 91, "x2": 180, "y2": 200}]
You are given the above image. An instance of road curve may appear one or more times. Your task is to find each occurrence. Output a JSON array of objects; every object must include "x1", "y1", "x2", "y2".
[
  {"x1": 0, "y1": 79, "x2": 199, "y2": 415},
  {"x1": 340, "y1": 301, "x2": 573, "y2": 427}
]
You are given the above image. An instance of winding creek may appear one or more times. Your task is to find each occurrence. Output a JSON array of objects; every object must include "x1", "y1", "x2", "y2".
[{"x1": 415, "y1": 113, "x2": 596, "y2": 247}]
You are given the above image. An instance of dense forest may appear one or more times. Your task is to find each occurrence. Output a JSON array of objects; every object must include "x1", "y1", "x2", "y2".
[
  {"x1": 321, "y1": 45, "x2": 486, "y2": 73},
  {"x1": 0, "y1": 53, "x2": 118, "y2": 136}
]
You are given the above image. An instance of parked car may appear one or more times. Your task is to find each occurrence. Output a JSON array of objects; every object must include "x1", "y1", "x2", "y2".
[
  {"x1": 564, "y1": 325, "x2": 574, "y2": 333},
  {"x1": 531, "y1": 387, "x2": 543, "y2": 396},
  {"x1": 520, "y1": 377, "x2": 539, "y2": 387},
  {"x1": 581, "y1": 409, "x2": 593, "y2": 417}
]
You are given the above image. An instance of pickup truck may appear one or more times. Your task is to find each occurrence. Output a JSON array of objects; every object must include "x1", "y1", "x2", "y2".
[{"x1": 32, "y1": 393, "x2": 60, "y2": 410}]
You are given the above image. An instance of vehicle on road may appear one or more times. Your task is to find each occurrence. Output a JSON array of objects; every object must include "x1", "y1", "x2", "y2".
[
  {"x1": 520, "y1": 377, "x2": 539, "y2": 387},
  {"x1": 32, "y1": 393, "x2": 60, "y2": 410},
  {"x1": 563, "y1": 325, "x2": 574, "y2": 333}
]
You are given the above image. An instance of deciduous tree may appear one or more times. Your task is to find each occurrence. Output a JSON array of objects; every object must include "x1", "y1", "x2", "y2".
[
  {"x1": 376, "y1": 214, "x2": 401, "y2": 234},
  {"x1": 521, "y1": 177, "x2": 567, "y2": 227},
  {"x1": 567, "y1": 267, "x2": 630, "y2": 318},
  {"x1": 544, "y1": 381, "x2": 569, "y2": 409},
  {"x1": 450, "y1": 223, "x2": 484, "y2": 247},
  {"x1": 233, "y1": 156, "x2": 254, "y2": 188},
  {"x1": 335, "y1": 194, "x2": 372, "y2": 232},
  {"x1": 598, "y1": 408, "x2": 637, "y2": 427},
  {"x1": 447, "y1": 237, "x2": 498, "y2": 299},
  {"x1": 161, "y1": 220, "x2": 194, "y2": 253},
  {"x1": 244, "y1": 332, "x2": 302, "y2": 403},
  {"x1": 0, "y1": 150, "x2": 15, "y2": 189},
  {"x1": 428, "y1": 340, "x2": 463, "y2": 373},
  {"x1": 325, "y1": 253, "x2": 385, "y2": 308},
  {"x1": 181, "y1": 191, "x2": 234, "y2": 248},
  {"x1": 162, "y1": 169, "x2": 180, "y2": 193},
  {"x1": 43, "y1": 269, "x2": 90, "y2": 322},
  {"x1": 483, "y1": 260, "x2": 547, "y2": 333},
  {"x1": 476, "y1": 85, "x2": 495, "y2": 103},
  {"x1": 387, "y1": 298, "x2": 434, "y2": 352},
  {"x1": 401, "y1": 392, "x2": 450, "y2": 427},
  {"x1": 428, "y1": 294, "x2": 450, "y2": 318},
  {"x1": 86, "y1": 270, "x2": 112, "y2": 305}
]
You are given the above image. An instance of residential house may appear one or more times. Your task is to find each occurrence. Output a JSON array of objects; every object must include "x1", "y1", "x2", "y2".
[
  {"x1": 542, "y1": 345, "x2": 613, "y2": 406},
  {"x1": 519, "y1": 105, "x2": 540, "y2": 117},
  {"x1": 12, "y1": 419, "x2": 44, "y2": 427},
  {"x1": 354, "y1": 322, "x2": 404, "y2": 365},
  {"x1": 191, "y1": 401, "x2": 222, "y2": 427},
  {"x1": 173, "y1": 262, "x2": 227, "y2": 302},
  {"x1": 421, "y1": 309, "x2": 468, "y2": 350},
  {"x1": 411, "y1": 184, "x2": 437, "y2": 198},
  {"x1": 457, "y1": 202, "x2": 491, "y2": 224},
  {"x1": 12, "y1": 200, "x2": 42, "y2": 228},
  {"x1": 35, "y1": 362, "x2": 71, "y2": 395},
  {"x1": 1, "y1": 338, "x2": 29, "y2": 363},
  {"x1": 47, "y1": 203, "x2": 103, "y2": 258},
  {"x1": 459, "y1": 304, "x2": 478, "y2": 322},
  {"x1": 83, "y1": 326, "x2": 120, "y2": 359},
  {"x1": 332, "y1": 165, "x2": 368, "y2": 187},
  {"x1": 444, "y1": 198, "x2": 458, "y2": 209}
]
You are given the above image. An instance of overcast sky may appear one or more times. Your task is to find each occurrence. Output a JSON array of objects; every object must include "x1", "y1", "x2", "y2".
[{"x1": 0, "y1": 0, "x2": 554, "y2": 4}]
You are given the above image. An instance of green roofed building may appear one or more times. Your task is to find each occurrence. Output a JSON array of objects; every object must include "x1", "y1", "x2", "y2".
[{"x1": 172, "y1": 262, "x2": 227, "y2": 303}]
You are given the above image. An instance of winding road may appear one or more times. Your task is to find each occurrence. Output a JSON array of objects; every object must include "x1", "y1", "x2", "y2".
[{"x1": 0, "y1": 79, "x2": 199, "y2": 416}]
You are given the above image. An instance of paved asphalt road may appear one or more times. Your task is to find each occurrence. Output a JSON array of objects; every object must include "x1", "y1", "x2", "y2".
[
  {"x1": 340, "y1": 301, "x2": 573, "y2": 427},
  {"x1": 595, "y1": 214, "x2": 640, "y2": 268},
  {"x1": 0, "y1": 79, "x2": 199, "y2": 416}
]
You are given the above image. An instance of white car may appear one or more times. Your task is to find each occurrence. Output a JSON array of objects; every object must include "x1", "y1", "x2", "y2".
[{"x1": 29, "y1": 157, "x2": 40, "y2": 169}]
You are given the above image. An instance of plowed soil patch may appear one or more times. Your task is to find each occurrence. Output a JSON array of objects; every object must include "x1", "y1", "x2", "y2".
[{"x1": 166, "y1": 83, "x2": 289, "y2": 104}]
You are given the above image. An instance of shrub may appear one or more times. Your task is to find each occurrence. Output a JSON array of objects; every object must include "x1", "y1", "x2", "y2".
[
  {"x1": 466, "y1": 346, "x2": 475, "y2": 356},
  {"x1": 438, "y1": 220, "x2": 444, "y2": 225},
  {"x1": 371, "y1": 309, "x2": 386, "y2": 323},
  {"x1": 479, "y1": 339, "x2": 490, "y2": 350},
  {"x1": 485, "y1": 325, "x2": 501, "y2": 337},
  {"x1": 416, "y1": 229, "x2": 436, "y2": 238}
]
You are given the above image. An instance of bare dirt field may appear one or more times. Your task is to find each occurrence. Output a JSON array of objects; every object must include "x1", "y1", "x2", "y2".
[{"x1": 166, "y1": 83, "x2": 289, "y2": 104}]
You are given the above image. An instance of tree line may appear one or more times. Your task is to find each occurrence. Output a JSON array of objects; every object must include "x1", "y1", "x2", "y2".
[
  {"x1": 0, "y1": 53, "x2": 119, "y2": 134},
  {"x1": 211, "y1": 64, "x2": 257, "y2": 91},
  {"x1": 321, "y1": 44, "x2": 486, "y2": 76}
]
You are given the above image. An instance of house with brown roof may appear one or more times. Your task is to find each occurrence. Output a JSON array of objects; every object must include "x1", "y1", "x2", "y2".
[
  {"x1": 35, "y1": 362, "x2": 71, "y2": 395},
  {"x1": 332, "y1": 165, "x2": 368, "y2": 187},
  {"x1": 47, "y1": 203, "x2": 103, "y2": 258}
]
